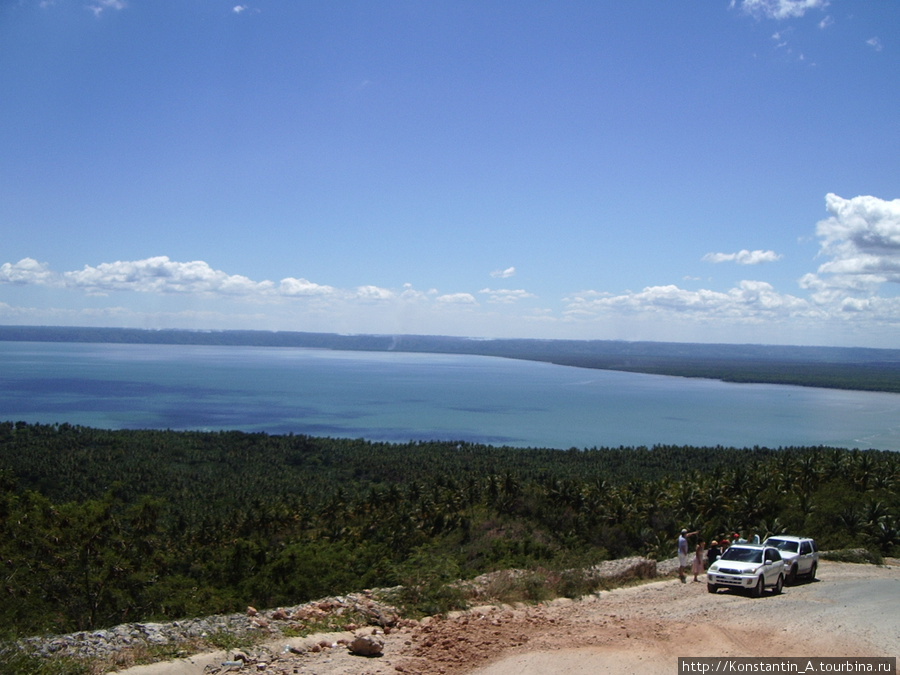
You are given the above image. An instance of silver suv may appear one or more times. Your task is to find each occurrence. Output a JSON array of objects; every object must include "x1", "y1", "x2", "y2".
[{"x1": 763, "y1": 536, "x2": 818, "y2": 584}]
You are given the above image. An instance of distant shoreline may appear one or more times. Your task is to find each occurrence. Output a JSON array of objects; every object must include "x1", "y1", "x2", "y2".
[{"x1": 2, "y1": 324, "x2": 900, "y2": 394}]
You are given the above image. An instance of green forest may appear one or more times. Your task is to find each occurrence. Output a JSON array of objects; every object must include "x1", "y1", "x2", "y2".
[{"x1": 1, "y1": 422, "x2": 898, "y2": 640}]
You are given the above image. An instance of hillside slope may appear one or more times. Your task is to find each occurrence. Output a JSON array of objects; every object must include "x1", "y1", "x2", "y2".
[{"x1": 114, "y1": 560, "x2": 898, "y2": 675}]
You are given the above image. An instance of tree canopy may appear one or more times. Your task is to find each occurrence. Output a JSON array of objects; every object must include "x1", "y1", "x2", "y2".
[{"x1": 0, "y1": 422, "x2": 897, "y2": 636}]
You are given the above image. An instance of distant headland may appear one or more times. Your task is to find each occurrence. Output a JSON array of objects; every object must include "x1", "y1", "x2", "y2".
[{"x1": 2, "y1": 325, "x2": 899, "y2": 393}]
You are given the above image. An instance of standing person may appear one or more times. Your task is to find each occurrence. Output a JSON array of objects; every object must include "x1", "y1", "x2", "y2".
[
  {"x1": 707, "y1": 540, "x2": 721, "y2": 567},
  {"x1": 677, "y1": 529, "x2": 698, "y2": 583},
  {"x1": 693, "y1": 540, "x2": 706, "y2": 582}
]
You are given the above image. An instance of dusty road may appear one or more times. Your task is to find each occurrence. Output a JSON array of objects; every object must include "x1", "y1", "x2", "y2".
[{"x1": 117, "y1": 561, "x2": 899, "y2": 675}]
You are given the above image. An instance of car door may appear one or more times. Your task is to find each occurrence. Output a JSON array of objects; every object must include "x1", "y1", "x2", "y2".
[
  {"x1": 797, "y1": 541, "x2": 812, "y2": 574},
  {"x1": 764, "y1": 548, "x2": 782, "y2": 585}
]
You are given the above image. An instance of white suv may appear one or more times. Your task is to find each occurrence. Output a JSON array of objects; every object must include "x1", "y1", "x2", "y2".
[
  {"x1": 763, "y1": 536, "x2": 818, "y2": 585},
  {"x1": 707, "y1": 544, "x2": 785, "y2": 597}
]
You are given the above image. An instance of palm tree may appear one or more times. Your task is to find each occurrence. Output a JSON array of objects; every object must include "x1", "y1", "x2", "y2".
[
  {"x1": 862, "y1": 499, "x2": 889, "y2": 529},
  {"x1": 850, "y1": 452, "x2": 876, "y2": 492},
  {"x1": 867, "y1": 517, "x2": 898, "y2": 554},
  {"x1": 838, "y1": 505, "x2": 865, "y2": 541},
  {"x1": 752, "y1": 518, "x2": 786, "y2": 541}
]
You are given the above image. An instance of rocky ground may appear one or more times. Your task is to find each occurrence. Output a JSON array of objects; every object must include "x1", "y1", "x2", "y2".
[{"x1": 27, "y1": 558, "x2": 900, "y2": 675}]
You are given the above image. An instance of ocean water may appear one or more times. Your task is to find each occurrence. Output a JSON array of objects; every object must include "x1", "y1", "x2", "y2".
[{"x1": 2, "y1": 341, "x2": 899, "y2": 450}]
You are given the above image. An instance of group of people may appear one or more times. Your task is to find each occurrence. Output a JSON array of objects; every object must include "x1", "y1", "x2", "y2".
[{"x1": 677, "y1": 528, "x2": 760, "y2": 583}]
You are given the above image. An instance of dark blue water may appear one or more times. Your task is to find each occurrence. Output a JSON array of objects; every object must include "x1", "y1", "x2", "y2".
[{"x1": 2, "y1": 341, "x2": 899, "y2": 450}]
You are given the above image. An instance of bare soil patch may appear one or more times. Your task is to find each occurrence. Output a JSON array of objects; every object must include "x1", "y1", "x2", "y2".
[{"x1": 115, "y1": 561, "x2": 899, "y2": 675}]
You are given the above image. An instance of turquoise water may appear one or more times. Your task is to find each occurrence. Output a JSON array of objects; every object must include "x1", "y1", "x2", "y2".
[{"x1": 2, "y1": 341, "x2": 899, "y2": 450}]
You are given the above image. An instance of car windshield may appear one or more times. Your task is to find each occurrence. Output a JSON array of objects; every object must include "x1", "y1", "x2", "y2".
[
  {"x1": 766, "y1": 539, "x2": 799, "y2": 553},
  {"x1": 720, "y1": 547, "x2": 763, "y2": 563}
]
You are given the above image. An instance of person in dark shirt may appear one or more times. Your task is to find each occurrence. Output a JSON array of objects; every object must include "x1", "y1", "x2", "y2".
[{"x1": 707, "y1": 540, "x2": 721, "y2": 567}]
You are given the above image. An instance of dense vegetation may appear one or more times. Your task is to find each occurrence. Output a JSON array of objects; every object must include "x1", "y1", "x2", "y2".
[
  {"x1": 0, "y1": 422, "x2": 897, "y2": 639},
  {"x1": 4, "y1": 325, "x2": 900, "y2": 392}
]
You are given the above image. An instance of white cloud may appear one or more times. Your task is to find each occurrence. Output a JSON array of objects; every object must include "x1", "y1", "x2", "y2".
[
  {"x1": 63, "y1": 256, "x2": 274, "y2": 295},
  {"x1": 436, "y1": 293, "x2": 478, "y2": 305},
  {"x1": 232, "y1": 5, "x2": 260, "y2": 15},
  {"x1": 816, "y1": 194, "x2": 900, "y2": 254},
  {"x1": 278, "y1": 277, "x2": 336, "y2": 297},
  {"x1": 800, "y1": 193, "x2": 900, "y2": 303},
  {"x1": 86, "y1": 0, "x2": 126, "y2": 17},
  {"x1": 866, "y1": 37, "x2": 883, "y2": 52},
  {"x1": 738, "y1": 0, "x2": 829, "y2": 20},
  {"x1": 0, "y1": 258, "x2": 59, "y2": 285},
  {"x1": 478, "y1": 288, "x2": 537, "y2": 304},
  {"x1": 490, "y1": 266, "x2": 516, "y2": 279},
  {"x1": 0, "y1": 255, "x2": 492, "y2": 316},
  {"x1": 5, "y1": 196, "x2": 900, "y2": 345},
  {"x1": 399, "y1": 284, "x2": 430, "y2": 302},
  {"x1": 818, "y1": 15, "x2": 833, "y2": 29},
  {"x1": 564, "y1": 280, "x2": 812, "y2": 323},
  {"x1": 703, "y1": 249, "x2": 783, "y2": 265},
  {"x1": 798, "y1": 271, "x2": 879, "y2": 302},
  {"x1": 559, "y1": 194, "x2": 899, "y2": 331},
  {"x1": 355, "y1": 285, "x2": 395, "y2": 301}
]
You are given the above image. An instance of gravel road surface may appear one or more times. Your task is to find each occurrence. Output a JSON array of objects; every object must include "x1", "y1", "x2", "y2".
[{"x1": 115, "y1": 561, "x2": 899, "y2": 675}]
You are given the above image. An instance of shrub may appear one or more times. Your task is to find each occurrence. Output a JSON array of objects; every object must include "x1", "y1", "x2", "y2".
[
  {"x1": 820, "y1": 548, "x2": 884, "y2": 565},
  {"x1": 389, "y1": 547, "x2": 468, "y2": 617}
]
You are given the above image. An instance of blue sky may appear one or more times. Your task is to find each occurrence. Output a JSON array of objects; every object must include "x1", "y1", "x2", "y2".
[{"x1": 2, "y1": 0, "x2": 899, "y2": 347}]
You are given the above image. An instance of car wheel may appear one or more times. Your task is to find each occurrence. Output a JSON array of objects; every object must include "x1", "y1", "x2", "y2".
[
  {"x1": 773, "y1": 574, "x2": 784, "y2": 595},
  {"x1": 786, "y1": 565, "x2": 797, "y2": 585},
  {"x1": 751, "y1": 575, "x2": 764, "y2": 598},
  {"x1": 808, "y1": 562, "x2": 817, "y2": 581},
  {"x1": 707, "y1": 583, "x2": 718, "y2": 594}
]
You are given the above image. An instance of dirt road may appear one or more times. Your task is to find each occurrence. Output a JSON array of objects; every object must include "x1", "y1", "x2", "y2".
[{"x1": 117, "y1": 561, "x2": 899, "y2": 675}]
